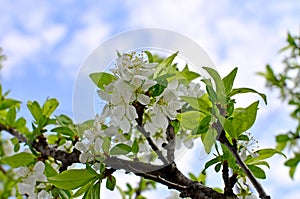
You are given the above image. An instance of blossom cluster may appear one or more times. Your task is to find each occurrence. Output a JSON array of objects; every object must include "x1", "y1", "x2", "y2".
[
  {"x1": 17, "y1": 161, "x2": 51, "y2": 199},
  {"x1": 75, "y1": 51, "x2": 205, "y2": 164}
]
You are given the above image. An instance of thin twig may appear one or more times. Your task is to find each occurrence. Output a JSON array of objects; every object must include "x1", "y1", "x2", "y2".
[
  {"x1": 136, "y1": 125, "x2": 169, "y2": 165},
  {"x1": 0, "y1": 124, "x2": 27, "y2": 143}
]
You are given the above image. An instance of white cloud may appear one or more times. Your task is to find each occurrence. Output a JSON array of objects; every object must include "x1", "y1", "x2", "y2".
[
  {"x1": 55, "y1": 13, "x2": 111, "y2": 81},
  {"x1": 1, "y1": 31, "x2": 42, "y2": 78}
]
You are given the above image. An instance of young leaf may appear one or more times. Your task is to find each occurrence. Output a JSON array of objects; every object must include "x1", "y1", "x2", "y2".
[
  {"x1": 89, "y1": 72, "x2": 117, "y2": 90},
  {"x1": 48, "y1": 169, "x2": 98, "y2": 190},
  {"x1": 110, "y1": 143, "x2": 132, "y2": 156},
  {"x1": 203, "y1": 157, "x2": 220, "y2": 173},
  {"x1": 245, "y1": 148, "x2": 286, "y2": 164},
  {"x1": 132, "y1": 139, "x2": 139, "y2": 154},
  {"x1": 27, "y1": 101, "x2": 43, "y2": 122},
  {"x1": 180, "y1": 64, "x2": 200, "y2": 83},
  {"x1": 202, "y1": 79, "x2": 218, "y2": 103},
  {"x1": 144, "y1": 51, "x2": 153, "y2": 63},
  {"x1": 177, "y1": 111, "x2": 205, "y2": 130},
  {"x1": 106, "y1": 175, "x2": 116, "y2": 191},
  {"x1": 73, "y1": 181, "x2": 93, "y2": 198},
  {"x1": 153, "y1": 52, "x2": 178, "y2": 78},
  {"x1": 102, "y1": 136, "x2": 111, "y2": 154},
  {"x1": 222, "y1": 67, "x2": 238, "y2": 95},
  {"x1": 1, "y1": 152, "x2": 36, "y2": 168},
  {"x1": 247, "y1": 165, "x2": 266, "y2": 179},
  {"x1": 224, "y1": 101, "x2": 259, "y2": 138},
  {"x1": 51, "y1": 126, "x2": 75, "y2": 136},
  {"x1": 202, "y1": 67, "x2": 226, "y2": 104},
  {"x1": 0, "y1": 98, "x2": 20, "y2": 110},
  {"x1": 201, "y1": 128, "x2": 218, "y2": 154},
  {"x1": 45, "y1": 161, "x2": 58, "y2": 177},
  {"x1": 229, "y1": 88, "x2": 267, "y2": 105},
  {"x1": 6, "y1": 108, "x2": 16, "y2": 125},
  {"x1": 56, "y1": 114, "x2": 74, "y2": 126},
  {"x1": 180, "y1": 94, "x2": 211, "y2": 114},
  {"x1": 188, "y1": 173, "x2": 198, "y2": 181},
  {"x1": 192, "y1": 115, "x2": 212, "y2": 135},
  {"x1": 42, "y1": 98, "x2": 59, "y2": 118}
]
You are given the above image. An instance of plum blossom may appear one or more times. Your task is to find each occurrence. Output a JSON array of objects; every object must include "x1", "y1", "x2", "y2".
[
  {"x1": 116, "y1": 52, "x2": 157, "y2": 81},
  {"x1": 17, "y1": 161, "x2": 51, "y2": 199},
  {"x1": 75, "y1": 128, "x2": 104, "y2": 163},
  {"x1": 145, "y1": 88, "x2": 181, "y2": 132}
]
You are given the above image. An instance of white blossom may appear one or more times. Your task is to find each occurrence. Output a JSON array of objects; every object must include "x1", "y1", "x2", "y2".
[{"x1": 17, "y1": 161, "x2": 50, "y2": 199}]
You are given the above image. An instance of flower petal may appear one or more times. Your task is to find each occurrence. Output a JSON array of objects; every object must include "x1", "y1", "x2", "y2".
[
  {"x1": 126, "y1": 105, "x2": 138, "y2": 120},
  {"x1": 137, "y1": 94, "x2": 150, "y2": 105}
]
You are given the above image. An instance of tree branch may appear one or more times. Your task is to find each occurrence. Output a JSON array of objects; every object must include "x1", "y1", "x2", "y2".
[
  {"x1": 214, "y1": 119, "x2": 270, "y2": 199},
  {"x1": 0, "y1": 124, "x2": 27, "y2": 143}
]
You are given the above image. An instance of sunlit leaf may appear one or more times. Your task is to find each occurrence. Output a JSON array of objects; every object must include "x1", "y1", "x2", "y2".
[
  {"x1": 1, "y1": 152, "x2": 36, "y2": 168},
  {"x1": 229, "y1": 88, "x2": 267, "y2": 105},
  {"x1": 224, "y1": 101, "x2": 259, "y2": 138},
  {"x1": 42, "y1": 98, "x2": 59, "y2": 118},
  {"x1": 177, "y1": 111, "x2": 205, "y2": 130},
  {"x1": 106, "y1": 175, "x2": 116, "y2": 191},
  {"x1": 110, "y1": 143, "x2": 132, "y2": 156},
  {"x1": 222, "y1": 67, "x2": 238, "y2": 95},
  {"x1": 247, "y1": 165, "x2": 266, "y2": 179},
  {"x1": 90, "y1": 72, "x2": 117, "y2": 90},
  {"x1": 48, "y1": 169, "x2": 98, "y2": 190}
]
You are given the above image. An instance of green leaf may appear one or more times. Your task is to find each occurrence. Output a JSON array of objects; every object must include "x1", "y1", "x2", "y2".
[
  {"x1": 144, "y1": 51, "x2": 153, "y2": 63},
  {"x1": 247, "y1": 165, "x2": 266, "y2": 179},
  {"x1": 51, "y1": 126, "x2": 75, "y2": 136},
  {"x1": 192, "y1": 115, "x2": 211, "y2": 135},
  {"x1": 153, "y1": 52, "x2": 178, "y2": 78},
  {"x1": 245, "y1": 148, "x2": 286, "y2": 164},
  {"x1": 287, "y1": 32, "x2": 297, "y2": 47},
  {"x1": 229, "y1": 88, "x2": 267, "y2": 105},
  {"x1": 0, "y1": 98, "x2": 20, "y2": 110},
  {"x1": 73, "y1": 181, "x2": 93, "y2": 198},
  {"x1": 276, "y1": 134, "x2": 290, "y2": 142},
  {"x1": 102, "y1": 137, "x2": 111, "y2": 154},
  {"x1": 56, "y1": 114, "x2": 74, "y2": 126},
  {"x1": 203, "y1": 67, "x2": 226, "y2": 104},
  {"x1": 201, "y1": 128, "x2": 218, "y2": 154},
  {"x1": 222, "y1": 67, "x2": 238, "y2": 95},
  {"x1": 177, "y1": 111, "x2": 205, "y2": 130},
  {"x1": 110, "y1": 143, "x2": 132, "y2": 156},
  {"x1": 57, "y1": 189, "x2": 72, "y2": 199},
  {"x1": 188, "y1": 173, "x2": 198, "y2": 181},
  {"x1": 27, "y1": 101, "x2": 43, "y2": 122},
  {"x1": 106, "y1": 175, "x2": 116, "y2": 191},
  {"x1": 202, "y1": 79, "x2": 218, "y2": 103},
  {"x1": 214, "y1": 162, "x2": 222, "y2": 172},
  {"x1": 180, "y1": 65, "x2": 200, "y2": 83},
  {"x1": 89, "y1": 72, "x2": 117, "y2": 90},
  {"x1": 48, "y1": 169, "x2": 98, "y2": 190},
  {"x1": 1, "y1": 152, "x2": 35, "y2": 168},
  {"x1": 285, "y1": 154, "x2": 300, "y2": 178},
  {"x1": 180, "y1": 94, "x2": 211, "y2": 114},
  {"x1": 203, "y1": 157, "x2": 219, "y2": 172},
  {"x1": 148, "y1": 74, "x2": 172, "y2": 97},
  {"x1": 285, "y1": 156, "x2": 300, "y2": 167},
  {"x1": 42, "y1": 98, "x2": 59, "y2": 118},
  {"x1": 6, "y1": 108, "x2": 16, "y2": 125},
  {"x1": 132, "y1": 139, "x2": 139, "y2": 154},
  {"x1": 224, "y1": 101, "x2": 259, "y2": 138},
  {"x1": 82, "y1": 180, "x2": 101, "y2": 199},
  {"x1": 45, "y1": 161, "x2": 58, "y2": 177}
]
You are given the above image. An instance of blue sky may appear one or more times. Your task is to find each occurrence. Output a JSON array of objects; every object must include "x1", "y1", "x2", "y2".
[{"x1": 1, "y1": 0, "x2": 300, "y2": 198}]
